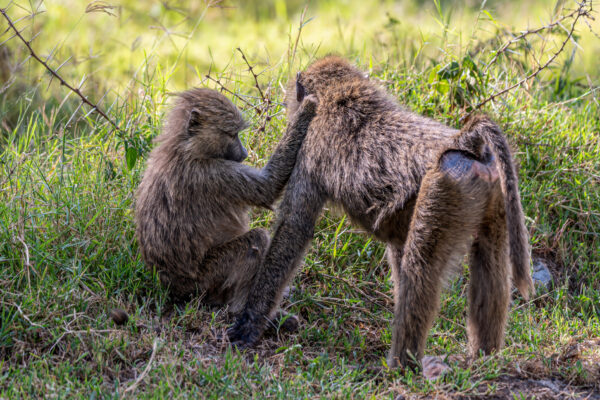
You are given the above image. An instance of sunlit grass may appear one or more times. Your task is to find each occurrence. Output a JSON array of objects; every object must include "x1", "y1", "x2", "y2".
[{"x1": 0, "y1": 0, "x2": 599, "y2": 398}]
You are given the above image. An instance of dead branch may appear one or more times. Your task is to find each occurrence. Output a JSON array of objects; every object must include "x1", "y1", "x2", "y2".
[
  {"x1": 473, "y1": 0, "x2": 590, "y2": 112},
  {"x1": 124, "y1": 338, "x2": 160, "y2": 394},
  {"x1": 237, "y1": 47, "x2": 265, "y2": 102},
  {"x1": 289, "y1": 5, "x2": 309, "y2": 71},
  {"x1": 204, "y1": 73, "x2": 256, "y2": 109},
  {"x1": 0, "y1": 7, "x2": 121, "y2": 132},
  {"x1": 483, "y1": 5, "x2": 585, "y2": 73}
]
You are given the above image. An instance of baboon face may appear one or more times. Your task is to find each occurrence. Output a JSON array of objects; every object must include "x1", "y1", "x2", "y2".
[
  {"x1": 170, "y1": 88, "x2": 249, "y2": 161},
  {"x1": 186, "y1": 109, "x2": 249, "y2": 162}
]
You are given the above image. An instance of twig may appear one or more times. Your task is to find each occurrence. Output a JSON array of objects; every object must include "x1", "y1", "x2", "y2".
[
  {"x1": 48, "y1": 328, "x2": 117, "y2": 353},
  {"x1": 289, "y1": 5, "x2": 309, "y2": 71},
  {"x1": 15, "y1": 235, "x2": 30, "y2": 267},
  {"x1": 484, "y1": 6, "x2": 584, "y2": 73},
  {"x1": 204, "y1": 74, "x2": 254, "y2": 108},
  {"x1": 237, "y1": 47, "x2": 265, "y2": 102},
  {"x1": 256, "y1": 85, "x2": 274, "y2": 133},
  {"x1": 15, "y1": 235, "x2": 33, "y2": 288},
  {"x1": 236, "y1": 48, "x2": 279, "y2": 134},
  {"x1": 1, "y1": 301, "x2": 44, "y2": 329},
  {"x1": 0, "y1": 7, "x2": 121, "y2": 132},
  {"x1": 124, "y1": 338, "x2": 160, "y2": 394},
  {"x1": 473, "y1": 1, "x2": 588, "y2": 111},
  {"x1": 318, "y1": 272, "x2": 393, "y2": 313}
]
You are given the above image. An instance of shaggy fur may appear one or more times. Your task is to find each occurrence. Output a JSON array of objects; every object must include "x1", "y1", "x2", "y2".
[
  {"x1": 135, "y1": 88, "x2": 316, "y2": 314},
  {"x1": 228, "y1": 57, "x2": 533, "y2": 368}
]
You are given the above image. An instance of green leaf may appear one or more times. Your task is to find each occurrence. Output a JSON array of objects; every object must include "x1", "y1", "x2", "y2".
[
  {"x1": 126, "y1": 147, "x2": 138, "y2": 170},
  {"x1": 437, "y1": 61, "x2": 460, "y2": 80},
  {"x1": 462, "y1": 56, "x2": 480, "y2": 77},
  {"x1": 428, "y1": 65, "x2": 440, "y2": 84}
]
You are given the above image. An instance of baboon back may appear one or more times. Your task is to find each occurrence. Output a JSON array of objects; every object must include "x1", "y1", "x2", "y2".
[{"x1": 300, "y1": 75, "x2": 457, "y2": 235}]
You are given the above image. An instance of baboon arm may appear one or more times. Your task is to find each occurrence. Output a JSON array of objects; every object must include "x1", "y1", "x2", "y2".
[
  {"x1": 205, "y1": 97, "x2": 317, "y2": 208},
  {"x1": 228, "y1": 171, "x2": 325, "y2": 345},
  {"x1": 205, "y1": 162, "x2": 282, "y2": 208},
  {"x1": 254, "y1": 96, "x2": 317, "y2": 205}
]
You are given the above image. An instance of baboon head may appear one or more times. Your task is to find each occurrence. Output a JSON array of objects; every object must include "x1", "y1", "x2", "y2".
[
  {"x1": 163, "y1": 88, "x2": 249, "y2": 162},
  {"x1": 285, "y1": 56, "x2": 366, "y2": 119}
]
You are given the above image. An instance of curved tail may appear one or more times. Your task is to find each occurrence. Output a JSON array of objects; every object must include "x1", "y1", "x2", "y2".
[{"x1": 459, "y1": 115, "x2": 534, "y2": 299}]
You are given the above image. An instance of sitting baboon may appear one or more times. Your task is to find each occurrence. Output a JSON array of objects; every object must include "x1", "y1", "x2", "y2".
[
  {"x1": 228, "y1": 56, "x2": 533, "y2": 368},
  {"x1": 135, "y1": 88, "x2": 317, "y2": 321}
]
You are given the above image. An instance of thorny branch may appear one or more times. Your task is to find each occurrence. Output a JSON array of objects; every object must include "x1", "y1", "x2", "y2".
[
  {"x1": 483, "y1": 4, "x2": 587, "y2": 73},
  {"x1": 204, "y1": 74, "x2": 255, "y2": 109},
  {"x1": 473, "y1": 0, "x2": 592, "y2": 112},
  {"x1": 206, "y1": 50, "x2": 277, "y2": 134},
  {"x1": 237, "y1": 47, "x2": 266, "y2": 102},
  {"x1": 0, "y1": 7, "x2": 121, "y2": 132},
  {"x1": 205, "y1": 9, "x2": 312, "y2": 136}
]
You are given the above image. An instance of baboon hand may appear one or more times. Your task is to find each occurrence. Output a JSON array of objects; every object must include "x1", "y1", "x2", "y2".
[
  {"x1": 297, "y1": 94, "x2": 318, "y2": 117},
  {"x1": 227, "y1": 309, "x2": 265, "y2": 347}
]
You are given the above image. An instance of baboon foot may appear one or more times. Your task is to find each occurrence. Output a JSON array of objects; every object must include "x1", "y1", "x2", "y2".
[
  {"x1": 387, "y1": 349, "x2": 419, "y2": 371},
  {"x1": 227, "y1": 309, "x2": 265, "y2": 347}
]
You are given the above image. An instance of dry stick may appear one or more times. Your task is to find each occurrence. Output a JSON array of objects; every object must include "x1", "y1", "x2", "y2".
[
  {"x1": 473, "y1": 2, "x2": 587, "y2": 111},
  {"x1": 484, "y1": 6, "x2": 584, "y2": 74},
  {"x1": 204, "y1": 74, "x2": 255, "y2": 109},
  {"x1": 15, "y1": 235, "x2": 32, "y2": 288},
  {"x1": 48, "y1": 328, "x2": 117, "y2": 354},
  {"x1": 124, "y1": 338, "x2": 160, "y2": 394},
  {"x1": 289, "y1": 5, "x2": 309, "y2": 71},
  {"x1": 237, "y1": 47, "x2": 265, "y2": 102},
  {"x1": 0, "y1": 301, "x2": 45, "y2": 329},
  {"x1": 0, "y1": 8, "x2": 120, "y2": 132},
  {"x1": 237, "y1": 48, "x2": 278, "y2": 134}
]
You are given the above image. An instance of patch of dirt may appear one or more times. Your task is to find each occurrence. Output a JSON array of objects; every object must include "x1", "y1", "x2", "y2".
[
  {"x1": 394, "y1": 376, "x2": 600, "y2": 400},
  {"x1": 473, "y1": 376, "x2": 600, "y2": 400}
]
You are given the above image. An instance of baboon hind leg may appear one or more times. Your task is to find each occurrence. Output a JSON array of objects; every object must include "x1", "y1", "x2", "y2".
[
  {"x1": 388, "y1": 150, "x2": 496, "y2": 369},
  {"x1": 203, "y1": 228, "x2": 271, "y2": 314},
  {"x1": 228, "y1": 171, "x2": 326, "y2": 346},
  {"x1": 468, "y1": 182, "x2": 511, "y2": 357},
  {"x1": 167, "y1": 228, "x2": 270, "y2": 313}
]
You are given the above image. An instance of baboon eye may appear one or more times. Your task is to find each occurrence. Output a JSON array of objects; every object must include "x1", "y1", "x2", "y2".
[{"x1": 220, "y1": 129, "x2": 237, "y2": 138}]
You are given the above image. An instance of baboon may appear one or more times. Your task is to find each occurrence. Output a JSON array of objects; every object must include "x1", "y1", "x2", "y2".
[
  {"x1": 135, "y1": 88, "x2": 317, "y2": 324},
  {"x1": 228, "y1": 56, "x2": 533, "y2": 369}
]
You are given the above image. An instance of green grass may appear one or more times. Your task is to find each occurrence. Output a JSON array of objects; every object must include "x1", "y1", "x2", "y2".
[{"x1": 1, "y1": 0, "x2": 600, "y2": 398}]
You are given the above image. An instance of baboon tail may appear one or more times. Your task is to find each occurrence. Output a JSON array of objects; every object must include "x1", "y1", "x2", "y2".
[{"x1": 459, "y1": 115, "x2": 533, "y2": 299}]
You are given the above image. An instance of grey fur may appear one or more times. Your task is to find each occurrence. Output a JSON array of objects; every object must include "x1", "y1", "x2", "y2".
[
  {"x1": 135, "y1": 88, "x2": 316, "y2": 315},
  {"x1": 228, "y1": 57, "x2": 533, "y2": 369}
]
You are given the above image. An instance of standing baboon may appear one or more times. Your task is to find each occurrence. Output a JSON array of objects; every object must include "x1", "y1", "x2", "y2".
[
  {"x1": 228, "y1": 56, "x2": 533, "y2": 368},
  {"x1": 135, "y1": 88, "x2": 317, "y2": 318}
]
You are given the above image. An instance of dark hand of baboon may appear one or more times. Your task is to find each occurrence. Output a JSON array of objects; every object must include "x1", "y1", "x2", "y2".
[
  {"x1": 229, "y1": 56, "x2": 532, "y2": 369},
  {"x1": 135, "y1": 88, "x2": 317, "y2": 315}
]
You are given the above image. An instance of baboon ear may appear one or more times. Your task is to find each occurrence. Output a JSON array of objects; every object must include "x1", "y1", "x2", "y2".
[
  {"x1": 186, "y1": 109, "x2": 202, "y2": 134},
  {"x1": 296, "y1": 72, "x2": 305, "y2": 102}
]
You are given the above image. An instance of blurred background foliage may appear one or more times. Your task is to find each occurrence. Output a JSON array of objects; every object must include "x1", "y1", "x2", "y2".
[{"x1": 1, "y1": 0, "x2": 599, "y2": 98}]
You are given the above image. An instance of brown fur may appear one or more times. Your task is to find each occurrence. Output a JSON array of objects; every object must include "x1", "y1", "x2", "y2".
[
  {"x1": 228, "y1": 57, "x2": 533, "y2": 369},
  {"x1": 135, "y1": 88, "x2": 316, "y2": 314}
]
